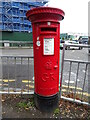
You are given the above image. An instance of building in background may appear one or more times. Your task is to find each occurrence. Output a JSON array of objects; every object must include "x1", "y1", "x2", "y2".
[
  {"x1": 60, "y1": 33, "x2": 88, "y2": 41},
  {"x1": 0, "y1": 0, "x2": 48, "y2": 47}
]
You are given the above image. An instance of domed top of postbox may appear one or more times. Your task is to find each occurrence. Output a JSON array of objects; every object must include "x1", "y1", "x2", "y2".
[{"x1": 26, "y1": 7, "x2": 65, "y2": 23}]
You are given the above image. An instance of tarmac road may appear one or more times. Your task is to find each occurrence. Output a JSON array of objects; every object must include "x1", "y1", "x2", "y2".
[{"x1": 0, "y1": 48, "x2": 89, "y2": 95}]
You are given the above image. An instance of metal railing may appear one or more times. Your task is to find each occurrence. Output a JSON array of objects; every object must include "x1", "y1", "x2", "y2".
[
  {"x1": 0, "y1": 55, "x2": 34, "y2": 94},
  {"x1": 60, "y1": 44, "x2": 90, "y2": 106},
  {"x1": 0, "y1": 44, "x2": 90, "y2": 106}
]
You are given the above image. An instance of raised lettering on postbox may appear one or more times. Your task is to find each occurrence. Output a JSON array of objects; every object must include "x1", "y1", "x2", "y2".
[{"x1": 42, "y1": 73, "x2": 55, "y2": 82}]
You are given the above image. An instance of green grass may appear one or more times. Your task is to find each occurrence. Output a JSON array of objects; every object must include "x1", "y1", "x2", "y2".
[
  {"x1": 17, "y1": 102, "x2": 27, "y2": 108},
  {"x1": 17, "y1": 98, "x2": 35, "y2": 109},
  {"x1": 54, "y1": 108, "x2": 60, "y2": 116}
]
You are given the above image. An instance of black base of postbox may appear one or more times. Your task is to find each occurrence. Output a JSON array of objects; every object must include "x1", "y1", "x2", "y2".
[{"x1": 34, "y1": 93, "x2": 58, "y2": 113}]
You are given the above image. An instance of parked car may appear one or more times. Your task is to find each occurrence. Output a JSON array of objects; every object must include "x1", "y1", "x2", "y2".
[
  {"x1": 65, "y1": 40, "x2": 82, "y2": 50},
  {"x1": 79, "y1": 37, "x2": 88, "y2": 44}
]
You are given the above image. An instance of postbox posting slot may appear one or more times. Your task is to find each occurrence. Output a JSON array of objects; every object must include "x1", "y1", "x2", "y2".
[
  {"x1": 40, "y1": 27, "x2": 57, "y2": 35},
  {"x1": 41, "y1": 27, "x2": 56, "y2": 32}
]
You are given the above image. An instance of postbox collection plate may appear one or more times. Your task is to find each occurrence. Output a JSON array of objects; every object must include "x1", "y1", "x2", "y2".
[{"x1": 43, "y1": 38, "x2": 54, "y2": 55}]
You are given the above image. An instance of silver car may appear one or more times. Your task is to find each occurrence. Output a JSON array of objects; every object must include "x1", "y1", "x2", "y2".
[{"x1": 65, "y1": 40, "x2": 83, "y2": 50}]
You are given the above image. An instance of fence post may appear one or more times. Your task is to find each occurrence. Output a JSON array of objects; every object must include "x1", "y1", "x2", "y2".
[{"x1": 59, "y1": 44, "x2": 65, "y2": 98}]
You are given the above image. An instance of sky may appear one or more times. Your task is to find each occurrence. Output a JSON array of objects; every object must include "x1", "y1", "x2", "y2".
[{"x1": 45, "y1": 0, "x2": 89, "y2": 34}]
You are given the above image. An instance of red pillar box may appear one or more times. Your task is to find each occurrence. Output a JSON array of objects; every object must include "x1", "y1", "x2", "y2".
[{"x1": 26, "y1": 7, "x2": 65, "y2": 112}]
